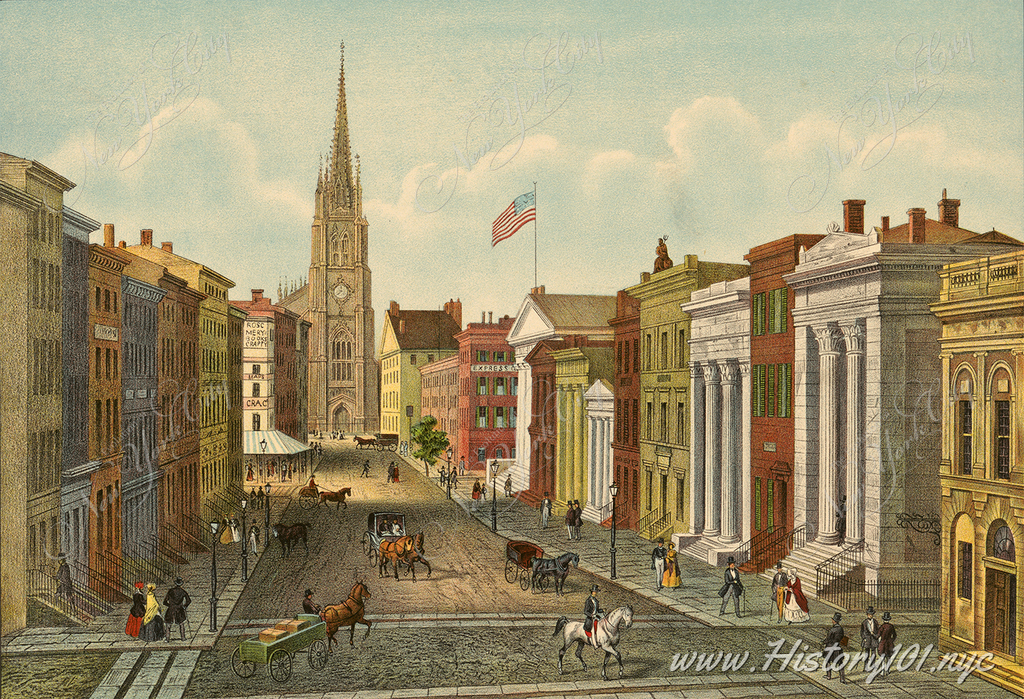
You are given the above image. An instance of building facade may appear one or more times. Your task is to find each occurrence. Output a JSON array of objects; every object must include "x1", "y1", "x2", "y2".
[
  {"x1": 280, "y1": 44, "x2": 378, "y2": 435},
  {"x1": 610, "y1": 290, "x2": 641, "y2": 530},
  {"x1": 419, "y1": 354, "x2": 460, "y2": 458},
  {"x1": 679, "y1": 276, "x2": 751, "y2": 566},
  {"x1": 933, "y1": 250, "x2": 1024, "y2": 693},
  {"x1": 456, "y1": 314, "x2": 518, "y2": 476},
  {"x1": 379, "y1": 300, "x2": 462, "y2": 447},
  {"x1": 626, "y1": 254, "x2": 749, "y2": 542}
]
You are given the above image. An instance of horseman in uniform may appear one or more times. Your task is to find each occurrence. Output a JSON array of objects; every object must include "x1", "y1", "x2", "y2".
[{"x1": 583, "y1": 584, "x2": 604, "y2": 646}]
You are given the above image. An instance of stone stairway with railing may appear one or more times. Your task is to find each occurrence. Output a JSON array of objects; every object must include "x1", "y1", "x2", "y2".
[{"x1": 772, "y1": 538, "x2": 862, "y2": 596}]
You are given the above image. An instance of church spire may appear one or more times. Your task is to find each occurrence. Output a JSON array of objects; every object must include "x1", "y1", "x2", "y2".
[{"x1": 330, "y1": 41, "x2": 355, "y2": 209}]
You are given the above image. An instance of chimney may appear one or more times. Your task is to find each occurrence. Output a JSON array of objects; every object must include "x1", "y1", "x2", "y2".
[
  {"x1": 118, "y1": 241, "x2": 126, "y2": 248},
  {"x1": 389, "y1": 300, "x2": 400, "y2": 316},
  {"x1": 908, "y1": 208, "x2": 927, "y2": 243},
  {"x1": 252, "y1": 289, "x2": 264, "y2": 303},
  {"x1": 103, "y1": 223, "x2": 114, "y2": 248},
  {"x1": 445, "y1": 299, "x2": 462, "y2": 327},
  {"x1": 843, "y1": 199, "x2": 866, "y2": 234},
  {"x1": 161, "y1": 241, "x2": 173, "y2": 253},
  {"x1": 488, "y1": 311, "x2": 493, "y2": 324},
  {"x1": 531, "y1": 285, "x2": 545, "y2": 295},
  {"x1": 938, "y1": 188, "x2": 960, "y2": 228},
  {"x1": 481, "y1": 311, "x2": 486, "y2": 323},
  {"x1": 881, "y1": 216, "x2": 889, "y2": 232},
  {"x1": 140, "y1": 229, "x2": 153, "y2": 246}
]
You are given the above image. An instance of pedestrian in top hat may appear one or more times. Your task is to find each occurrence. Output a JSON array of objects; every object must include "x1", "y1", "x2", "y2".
[
  {"x1": 718, "y1": 556, "x2": 743, "y2": 617},
  {"x1": 163, "y1": 577, "x2": 191, "y2": 642},
  {"x1": 583, "y1": 584, "x2": 603, "y2": 646},
  {"x1": 573, "y1": 500, "x2": 583, "y2": 540},
  {"x1": 861, "y1": 606, "x2": 880, "y2": 652},
  {"x1": 361, "y1": 459, "x2": 370, "y2": 478},
  {"x1": 565, "y1": 502, "x2": 575, "y2": 540},
  {"x1": 55, "y1": 554, "x2": 75, "y2": 609},
  {"x1": 651, "y1": 537, "x2": 667, "y2": 591},
  {"x1": 770, "y1": 562, "x2": 788, "y2": 623},
  {"x1": 541, "y1": 493, "x2": 552, "y2": 529},
  {"x1": 877, "y1": 612, "x2": 897, "y2": 676},
  {"x1": 822, "y1": 612, "x2": 848, "y2": 683}
]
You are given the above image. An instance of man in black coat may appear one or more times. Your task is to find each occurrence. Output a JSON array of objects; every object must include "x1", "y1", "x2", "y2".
[
  {"x1": 770, "y1": 562, "x2": 788, "y2": 623},
  {"x1": 56, "y1": 554, "x2": 75, "y2": 610},
  {"x1": 823, "y1": 612, "x2": 848, "y2": 683},
  {"x1": 163, "y1": 577, "x2": 191, "y2": 642},
  {"x1": 583, "y1": 584, "x2": 603, "y2": 646},
  {"x1": 651, "y1": 538, "x2": 667, "y2": 591},
  {"x1": 303, "y1": 588, "x2": 322, "y2": 616},
  {"x1": 718, "y1": 556, "x2": 743, "y2": 617}
]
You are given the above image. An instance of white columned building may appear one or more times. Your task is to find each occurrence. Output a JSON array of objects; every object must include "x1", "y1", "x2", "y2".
[
  {"x1": 582, "y1": 379, "x2": 614, "y2": 524},
  {"x1": 679, "y1": 278, "x2": 751, "y2": 565}
]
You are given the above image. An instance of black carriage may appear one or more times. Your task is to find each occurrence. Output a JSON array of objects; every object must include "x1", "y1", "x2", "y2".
[
  {"x1": 504, "y1": 540, "x2": 548, "y2": 592},
  {"x1": 361, "y1": 512, "x2": 407, "y2": 565},
  {"x1": 374, "y1": 433, "x2": 399, "y2": 452}
]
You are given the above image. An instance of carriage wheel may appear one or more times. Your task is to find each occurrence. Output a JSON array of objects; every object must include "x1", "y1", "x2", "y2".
[
  {"x1": 300, "y1": 494, "x2": 317, "y2": 510},
  {"x1": 369, "y1": 547, "x2": 379, "y2": 566},
  {"x1": 519, "y1": 569, "x2": 532, "y2": 590},
  {"x1": 535, "y1": 574, "x2": 550, "y2": 593},
  {"x1": 504, "y1": 559, "x2": 517, "y2": 584},
  {"x1": 231, "y1": 647, "x2": 256, "y2": 678},
  {"x1": 361, "y1": 532, "x2": 372, "y2": 557},
  {"x1": 307, "y1": 639, "x2": 329, "y2": 670},
  {"x1": 376, "y1": 443, "x2": 385, "y2": 452},
  {"x1": 388, "y1": 443, "x2": 397, "y2": 452},
  {"x1": 269, "y1": 649, "x2": 292, "y2": 682}
]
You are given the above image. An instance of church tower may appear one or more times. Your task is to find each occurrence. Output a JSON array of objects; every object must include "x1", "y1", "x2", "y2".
[{"x1": 282, "y1": 43, "x2": 379, "y2": 434}]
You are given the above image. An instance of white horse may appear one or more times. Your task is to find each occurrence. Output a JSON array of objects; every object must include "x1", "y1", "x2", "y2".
[{"x1": 552, "y1": 605, "x2": 634, "y2": 680}]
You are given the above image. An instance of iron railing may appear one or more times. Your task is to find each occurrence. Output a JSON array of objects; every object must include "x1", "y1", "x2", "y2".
[
  {"x1": 818, "y1": 571, "x2": 940, "y2": 612},
  {"x1": 638, "y1": 508, "x2": 661, "y2": 539},
  {"x1": 72, "y1": 559, "x2": 129, "y2": 605},
  {"x1": 815, "y1": 541, "x2": 864, "y2": 601},
  {"x1": 732, "y1": 525, "x2": 809, "y2": 573}
]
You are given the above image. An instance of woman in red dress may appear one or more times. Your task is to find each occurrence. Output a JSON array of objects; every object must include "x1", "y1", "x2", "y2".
[{"x1": 125, "y1": 582, "x2": 145, "y2": 637}]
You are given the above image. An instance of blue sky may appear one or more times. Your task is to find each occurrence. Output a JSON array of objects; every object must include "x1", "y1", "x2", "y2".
[{"x1": 2, "y1": 0, "x2": 1021, "y2": 329}]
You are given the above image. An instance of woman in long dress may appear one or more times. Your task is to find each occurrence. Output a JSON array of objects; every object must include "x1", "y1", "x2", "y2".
[
  {"x1": 661, "y1": 542, "x2": 681, "y2": 588},
  {"x1": 125, "y1": 582, "x2": 145, "y2": 637},
  {"x1": 138, "y1": 583, "x2": 166, "y2": 642},
  {"x1": 783, "y1": 569, "x2": 810, "y2": 623}
]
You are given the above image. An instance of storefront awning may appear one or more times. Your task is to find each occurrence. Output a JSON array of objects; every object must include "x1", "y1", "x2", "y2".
[{"x1": 244, "y1": 430, "x2": 312, "y2": 455}]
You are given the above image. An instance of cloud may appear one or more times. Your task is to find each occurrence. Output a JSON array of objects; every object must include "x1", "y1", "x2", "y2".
[{"x1": 582, "y1": 149, "x2": 637, "y2": 196}]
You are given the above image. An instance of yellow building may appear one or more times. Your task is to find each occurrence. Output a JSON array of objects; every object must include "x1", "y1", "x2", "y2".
[
  {"x1": 626, "y1": 254, "x2": 749, "y2": 541},
  {"x1": 933, "y1": 250, "x2": 1024, "y2": 694},
  {"x1": 0, "y1": 154, "x2": 75, "y2": 634},
  {"x1": 378, "y1": 300, "x2": 461, "y2": 447}
]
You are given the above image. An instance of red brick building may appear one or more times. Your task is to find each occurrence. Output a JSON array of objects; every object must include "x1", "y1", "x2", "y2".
[
  {"x1": 610, "y1": 290, "x2": 641, "y2": 530},
  {"x1": 744, "y1": 229, "x2": 824, "y2": 564},
  {"x1": 456, "y1": 314, "x2": 517, "y2": 475},
  {"x1": 420, "y1": 354, "x2": 459, "y2": 456}
]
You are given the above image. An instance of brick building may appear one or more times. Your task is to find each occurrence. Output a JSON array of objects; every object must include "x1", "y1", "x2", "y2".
[
  {"x1": 419, "y1": 354, "x2": 460, "y2": 461},
  {"x1": 610, "y1": 290, "x2": 641, "y2": 530}
]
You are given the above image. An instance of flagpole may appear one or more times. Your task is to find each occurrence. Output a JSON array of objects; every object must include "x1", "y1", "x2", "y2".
[{"x1": 533, "y1": 181, "x2": 538, "y2": 289}]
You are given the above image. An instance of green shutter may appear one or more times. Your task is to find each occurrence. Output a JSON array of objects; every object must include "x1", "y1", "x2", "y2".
[
  {"x1": 767, "y1": 364, "x2": 776, "y2": 417},
  {"x1": 767, "y1": 479, "x2": 774, "y2": 530},
  {"x1": 754, "y1": 477, "x2": 761, "y2": 531}
]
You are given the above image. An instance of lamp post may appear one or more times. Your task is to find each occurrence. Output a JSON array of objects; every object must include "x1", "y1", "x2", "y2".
[
  {"x1": 209, "y1": 520, "x2": 219, "y2": 631},
  {"x1": 240, "y1": 498, "x2": 248, "y2": 582},
  {"x1": 260, "y1": 437, "x2": 267, "y2": 482},
  {"x1": 490, "y1": 460, "x2": 498, "y2": 533},
  {"x1": 609, "y1": 482, "x2": 619, "y2": 580},
  {"x1": 445, "y1": 447, "x2": 453, "y2": 500},
  {"x1": 264, "y1": 483, "x2": 271, "y2": 547}
]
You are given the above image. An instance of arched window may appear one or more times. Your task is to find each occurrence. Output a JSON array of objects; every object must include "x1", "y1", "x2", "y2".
[
  {"x1": 991, "y1": 523, "x2": 1016, "y2": 562},
  {"x1": 954, "y1": 370, "x2": 974, "y2": 475},
  {"x1": 991, "y1": 367, "x2": 1013, "y2": 480}
]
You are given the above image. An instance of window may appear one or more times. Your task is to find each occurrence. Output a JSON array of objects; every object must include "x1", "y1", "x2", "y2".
[
  {"x1": 495, "y1": 377, "x2": 506, "y2": 395},
  {"x1": 754, "y1": 477, "x2": 762, "y2": 530},
  {"x1": 632, "y1": 338, "x2": 639, "y2": 372},
  {"x1": 104, "y1": 289, "x2": 111, "y2": 312},
  {"x1": 959, "y1": 400, "x2": 973, "y2": 475},
  {"x1": 753, "y1": 292, "x2": 766, "y2": 335},
  {"x1": 767, "y1": 364, "x2": 776, "y2": 417},
  {"x1": 624, "y1": 341, "x2": 630, "y2": 375},
  {"x1": 958, "y1": 541, "x2": 972, "y2": 599},
  {"x1": 252, "y1": 413, "x2": 261, "y2": 431},
  {"x1": 510, "y1": 377, "x2": 518, "y2": 396},
  {"x1": 509, "y1": 406, "x2": 516, "y2": 428},
  {"x1": 778, "y1": 364, "x2": 793, "y2": 418},
  {"x1": 477, "y1": 377, "x2": 488, "y2": 395},
  {"x1": 767, "y1": 479, "x2": 775, "y2": 530},
  {"x1": 677, "y1": 329, "x2": 686, "y2": 368},
  {"x1": 632, "y1": 399, "x2": 638, "y2": 446},
  {"x1": 996, "y1": 400, "x2": 1010, "y2": 479},
  {"x1": 767, "y1": 287, "x2": 788, "y2": 333},
  {"x1": 752, "y1": 364, "x2": 766, "y2": 417},
  {"x1": 494, "y1": 351, "x2": 506, "y2": 363},
  {"x1": 677, "y1": 402, "x2": 685, "y2": 445},
  {"x1": 644, "y1": 334, "x2": 651, "y2": 370},
  {"x1": 476, "y1": 350, "x2": 488, "y2": 362},
  {"x1": 253, "y1": 364, "x2": 261, "y2": 375},
  {"x1": 496, "y1": 407, "x2": 506, "y2": 428},
  {"x1": 252, "y1": 383, "x2": 260, "y2": 397},
  {"x1": 495, "y1": 447, "x2": 504, "y2": 458},
  {"x1": 476, "y1": 447, "x2": 485, "y2": 463},
  {"x1": 410, "y1": 354, "x2": 417, "y2": 365},
  {"x1": 992, "y1": 524, "x2": 1016, "y2": 561},
  {"x1": 660, "y1": 331, "x2": 668, "y2": 369},
  {"x1": 676, "y1": 477, "x2": 685, "y2": 520},
  {"x1": 617, "y1": 342, "x2": 623, "y2": 374},
  {"x1": 476, "y1": 406, "x2": 487, "y2": 428},
  {"x1": 646, "y1": 401, "x2": 653, "y2": 439},
  {"x1": 427, "y1": 354, "x2": 434, "y2": 363}
]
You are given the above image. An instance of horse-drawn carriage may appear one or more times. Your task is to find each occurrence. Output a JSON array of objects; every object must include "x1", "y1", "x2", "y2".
[
  {"x1": 231, "y1": 614, "x2": 328, "y2": 682},
  {"x1": 298, "y1": 484, "x2": 352, "y2": 510},
  {"x1": 361, "y1": 512, "x2": 406, "y2": 565},
  {"x1": 505, "y1": 540, "x2": 549, "y2": 591},
  {"x1": 354, "y1": 433, "x2": 399, "y2": 452}
]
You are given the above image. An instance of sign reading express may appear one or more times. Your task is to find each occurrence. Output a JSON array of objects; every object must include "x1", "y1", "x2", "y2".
[
  {"x1": 471, "y1": 363, "x2": 529, "y2": 372},
  {"x1": 244, "y1": 324, "x2": 269, "y2": 349}
]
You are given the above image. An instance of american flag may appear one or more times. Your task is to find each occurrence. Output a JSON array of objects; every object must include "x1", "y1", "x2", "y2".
[{"x1": 492, "y1": 191, "x2": 536, "y2": 247}]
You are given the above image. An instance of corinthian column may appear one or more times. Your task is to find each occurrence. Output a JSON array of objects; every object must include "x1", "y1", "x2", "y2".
[
  {"x1": 690, "y1": 363, "x2": 705, "y2": 534},
  {"x1": 842, "y1": 321, "x2": 865, "y2": 544},
  {"x1": 703, "y1": 362, "x2": 722, "y2": 538},
  {"x1": 815, "y1": 324, "x2": 843, "y2": 545},
  {"x1": 719, "y1": 361, "x2": 741, "y2": 544}
]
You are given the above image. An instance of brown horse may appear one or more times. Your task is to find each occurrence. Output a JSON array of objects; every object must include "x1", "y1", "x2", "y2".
[
  {"x1": 319, "y1": 486, "x2": 353, "y2": 510},
  {"x1": 272, "y1": 522, "x2": 311, "y2": 557},
  {"x1": 378, "y1": 532, "x2": 431, "y2": 581},
  {"x1": 322, "y1": 581, "x2": 372, "y2": 651}
]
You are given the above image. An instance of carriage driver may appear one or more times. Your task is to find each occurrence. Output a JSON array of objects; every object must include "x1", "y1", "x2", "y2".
[
  {"x1": 306, "y1": 475, "x2": 319, "y2": 497},
  {"x1": 583, "y1": 584, "x2": 604, "y2": 646},
  {"x1": 303, "y1": 588, "x2": 323, "y2": 617}
]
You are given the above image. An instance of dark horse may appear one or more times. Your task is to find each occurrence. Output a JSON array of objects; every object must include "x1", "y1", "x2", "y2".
[
  {"x1": 272, "y1": 522, "x2": 311, "y2": 557},
  {"x1": 322, "y1": 580, "x2": 372, "y2": 651},
  {"x1": 531, "y1": 552, "x2": 579, "y2": 596},
  {"x1": 319, "y1": 486, "x2": 353, "y2": 510},
  {"x1": 378, "y1": 532, "x2": 431, "y2": 581}
]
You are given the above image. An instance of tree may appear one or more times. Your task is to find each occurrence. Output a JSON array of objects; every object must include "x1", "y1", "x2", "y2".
[{"x1": 410, "y1": 415, "x2": 449, "y2": 477}]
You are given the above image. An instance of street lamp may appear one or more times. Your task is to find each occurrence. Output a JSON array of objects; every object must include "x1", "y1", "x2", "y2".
[
  {"x1": 209, "y1": 520, "x2": 219, "y2": 631},
  {"x1": 609, "y1": 482, "x2": 619, "y2": 580},
  {"x1": 445, "y1": 447, "x2": 453, "y2": 500},
  {"x1": 264, "y1": 482, "x2": 272, "y2": 547},
  {"x1": 490, "y1": 460, "x2": 498, "y2": 533},
  {"x1": 240, "y1": 498, "x2": 248, "y2": 582},
  {"x1": 260, "y1": 437, "x2": 268, "y2": 481}
]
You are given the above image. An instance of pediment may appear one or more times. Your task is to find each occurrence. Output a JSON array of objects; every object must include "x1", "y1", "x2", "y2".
[
  {"x1": 379, "y1": 317, "x2": 400, "y2": 356},
  {"x1": 507, "y1": 297, "x2": 555, "y2": 345},
  {"x1": 800, "y1": 230, "x2": 878, "y2": 265}
]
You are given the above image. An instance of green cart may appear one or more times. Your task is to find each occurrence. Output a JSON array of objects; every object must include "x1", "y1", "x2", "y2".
[{"x1": 231, "y1": 614, "x2": 329, "y2": 682}]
